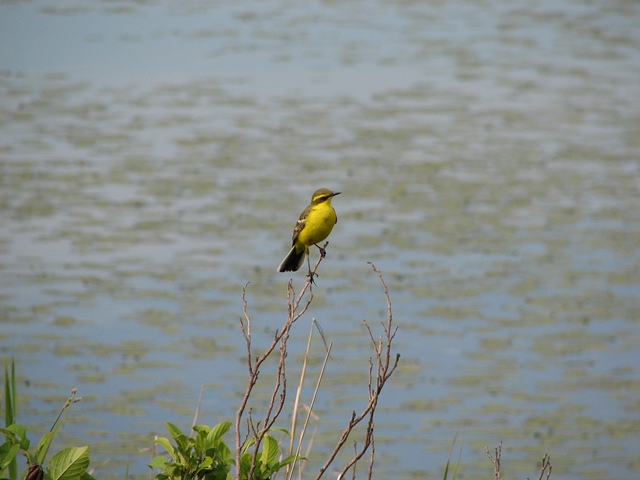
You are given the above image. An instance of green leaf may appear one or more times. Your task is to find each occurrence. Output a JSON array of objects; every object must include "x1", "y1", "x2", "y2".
[
  {"x1": 0, "y1": 442, "x2": 20, "y2": 469},
  {"x1": 194, "y1": 434, "x2": 205, "y2": 457},
  {"x1": 265, "y1": 427, "x2": 290, "y2": 438},
  {"x1": 48, "y1": 446, "x2": 90, "y2": 480},
  {"x1": 0, "y1": 428, "x2": 18, "y2": 442},
  {"x1": 239, "y1": 453, "x2": 252, "y2": 479},
  {"x1": 165, "y1": 423, "x2": 184, "y2": 440},
  {"x1": 208, "y1": 421, "x2": 232, "y2": 444},
  {"x1": 217, "y1": 440, "x2": 232, "y2": 464},
  {"x1": 5, "y1": 423, "x2": 26, "y2": 436},
  {"x1": 4, "y1": 361, "x2": 15, "y2": 427},
  {"x1": 260, "y1": 435, "x2": 278, "y2": 465},
  {"x1": 10, "y1": 359, "x2": 16, "y2": 420},
  {"x1": 36, "y1": 428, "x2": 59, "y2": 465},
  {"x1": 163, "y1": 422, "x2": 191, "y2": 455},
  {"x1": 192, "y1": 424, "x2": 210, "y2": 435},
  {"x1": 171, "y1": 431, "x2": 190, "y2": 453},
  {"x1": 149, "y1": 455, "x2": 169, "y2": 470},
  {"x1": 241, "y1": 437, "x2": 255, "y2": 456},
  {"x1": 275, "y1": 454, "x2": 299, "y2": 469},
  {"x1": 153, "y1": 437, "x2": 176, "y2": 460},
  {"x1": 4, "y1": 424, "x2": 29, "y2": 450},
  {"x1": 3, "y1": 358, "x2": 17, "y2": 480}
]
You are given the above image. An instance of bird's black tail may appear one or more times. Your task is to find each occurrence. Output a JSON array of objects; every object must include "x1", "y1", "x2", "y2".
[{"x1": 277, "y1": 245, "x2": 306, "y2": 272}]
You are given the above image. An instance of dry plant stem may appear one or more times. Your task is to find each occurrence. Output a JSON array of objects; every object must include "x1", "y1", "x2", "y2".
[
  {"x1": 316, "y1": 263, "x2": 400, "y2": 480},
  {"x1": 288, "y1": 320, "x2": 316, "y2": 459},
  {"x1": 50, "y1": 388, "x2": 81, "y2": 433},
  {"x1": 367, "y1": 436, "x2": 375, "y2": 480},
  {"x1": 234, "y1": 253, "x2": 325, "y2": 480},
  {"x1": 485, "y1": 442, "x2": 502, "y2": 480},
  {"x1": 350, "y1": 443, "x2": 358, "y2": 480},
  {"x1": 287, "y1": 342, "x2": 332, "y2": 480},
  {"x1": 529, "y1": 454, "x2": 552, "y2": 480},
  {"x1": 192, "y1": 384, "x2": 205, "y2": 432},
  {"x1": 300, "y1": 410, "x2": 320, "y2": 480},
  {"x1": 289, "y1": 318, "x2": 330, "y2": 475}
]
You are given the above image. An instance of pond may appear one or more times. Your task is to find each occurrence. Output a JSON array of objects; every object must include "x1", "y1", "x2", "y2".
[{"x1": 1, "y1": 1, "x2": 639, "y2": 479}]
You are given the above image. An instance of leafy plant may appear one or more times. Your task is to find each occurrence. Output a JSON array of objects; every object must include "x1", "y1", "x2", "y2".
[
  {"x1": 2, "y1": 359, "x2": 18, "y2": 480},
  {"x1": 1, "y1": 358, "x2": 94, "y2": 480},
  {"x1": 151, "y1": 421, "x2": 232, "y2": 480},
  {"x1": 238, "y1": 431, "x2": 297, "y2": 480},
  {"x1": 150, "y1": 421, "x2": 296, "y2": 480},
  {"x1": 442, "y1": 433, "x2": 463, "y2": 480}
]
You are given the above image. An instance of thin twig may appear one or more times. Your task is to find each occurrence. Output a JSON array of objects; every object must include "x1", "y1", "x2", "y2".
[
  {"x1": 299, "y1": 409, "x2": 320, "y2": 480},
  {"x1": 192, "y1": 384, "x2": 205, "y2": 432},
  {"x1": 235, "y1": 251, "x2": 327, "y2": 480},
  {"x1": 235, "y1": 259, "x2": 398, "y2": 480},
  {"x1": 289, "y1": 319, "x2": 316, "y2": 459},
  {"x1": 351, "y1": 442, "x2": 358, "y2": 480},
  {"x1": 485, "y1": 442, "x2": 502, "y2": 480},
  {"x1": 288, "y1": 343, "x2": 333, "y2": 480},
  {"x1": 528, "y1": 453, "x2": 552, "y2": 480},
  {"x1": 367, "y1": 434, "x2": 375, "y2": 480},
  {"x1": 316, "y1": 263, "x2": 400, "y2": 479},
  {"x1": 49, "y1": 388, "x2": 81, "y2": 433}
]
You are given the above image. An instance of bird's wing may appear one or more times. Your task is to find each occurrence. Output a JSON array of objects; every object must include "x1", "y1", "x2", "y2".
[{"x1": 291, "y1": 205, "x2": 311, "y2": 245}]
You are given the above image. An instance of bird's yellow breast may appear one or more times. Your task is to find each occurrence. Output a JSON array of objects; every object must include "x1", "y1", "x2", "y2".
[{"x1": 297, "y1": 201, "x2": 337, "y2": 247}]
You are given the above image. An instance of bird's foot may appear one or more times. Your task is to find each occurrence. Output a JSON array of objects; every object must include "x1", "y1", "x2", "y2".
[{"x1": 315, "y1": 244, "x2": 327, "y2": 258}]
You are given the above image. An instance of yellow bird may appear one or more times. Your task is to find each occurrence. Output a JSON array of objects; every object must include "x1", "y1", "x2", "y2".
[{"x1": 277, "y1": 188, "x2": 341, "y2": 274}]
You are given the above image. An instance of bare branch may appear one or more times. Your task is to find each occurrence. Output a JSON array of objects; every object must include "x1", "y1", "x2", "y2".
[
  {"x1": 367, "y1": 434, "x2": 375, "y2": 480},
  {"x1": 485, "y1": 442, "x2": 502, "y2": 480},
  {"x1": 191, "y1": 384, "x2": 205, "y2": 432},
  {"x1": 235, "y1": 259, "x2": 398, "y2": 480},
  {"x1": 528, "y1": 453, "x2": 552, "y2": 480},
  {"x1": 235, "y1": 250, "x2": 329, "y2": 480},
  {"x1": 315, "y1": 263, "x2": 400, "y2": 479},
  {"x1": 287, "y1": 343, "x2": 333, "y2": 480},
  {"x1": 289, "y1": 320, "x2": 316, "y2": 460}
]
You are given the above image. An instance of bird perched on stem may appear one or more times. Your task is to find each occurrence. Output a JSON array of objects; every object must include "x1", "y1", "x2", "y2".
[{"x1": 277, "y1": 188, "x2": 340, "y2": 276}]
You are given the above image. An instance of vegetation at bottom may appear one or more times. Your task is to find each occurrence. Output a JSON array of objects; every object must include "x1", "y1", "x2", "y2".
[
  {"x1": 1, "y1": 259, "x2": 552, "y2": 480},
  {"x1": 1, "y1": 359, "x2": 92, "y2": 480}
]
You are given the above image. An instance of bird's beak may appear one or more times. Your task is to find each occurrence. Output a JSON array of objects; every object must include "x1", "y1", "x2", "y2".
[{"x1": 332, "y1": 191, "x2": 341, "y2": 197}]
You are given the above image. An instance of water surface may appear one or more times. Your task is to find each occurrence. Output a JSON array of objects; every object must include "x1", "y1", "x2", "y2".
[{"x1": 1, "y1": 1, "x2": 639, "y2": 479}]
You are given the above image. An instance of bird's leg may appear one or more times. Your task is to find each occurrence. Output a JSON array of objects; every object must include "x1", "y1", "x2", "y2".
[
  {"x1": 314, "y1": 243, "x2": 327, "y2": 258},
  {"x1": 306, "y1": 254, "x2": 317, "y2": 285}
]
